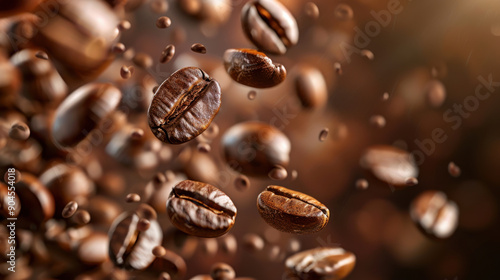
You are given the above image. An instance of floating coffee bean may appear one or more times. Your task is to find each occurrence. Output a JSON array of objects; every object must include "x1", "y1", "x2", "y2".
[
  {"x1": 241, "y1": 0, "x2": 298, "y2": 54},
  {"x1": 257, "y1": 185, "x2": 329, "y2": 234},
  {"x1": 166, "y1": 180, "x2": 237, "y2": 238},
  {"x1": 285, "y1": 247, "x2": 356, "y2": 280},
  {"x1": 223, "y1": 48, "x2": 286, "y2": 88},
  {"x1": 108, "y1": 205, "x2": 162, "y2": 270},
  {"x1": 16, "y1": 173, "x2": 55, "y2": 229},
  {"x1": 156, "y1": 16, "x2": 172, "y2": 29},
  {"x1": 293, "y1": 65, "x2": 328, "y2": 109},
  {"x1": 51, "y1": 83, "x2": 122, "y2": 148},
  {"x1": 360, "y1": 145, "x2": 419, "y2": 188},
  {"x1": 410, "y1": 190, "x2": 459, "y2": 239},
  {"x1": 148, "y1": 67, "x2": 222, "y2": 144},
  {"x1": 222, "y1": 121, "x2": 291, "y2": 176},
  {"x1": 211, "y1": 262, "x2": 235, "y2": 280}
]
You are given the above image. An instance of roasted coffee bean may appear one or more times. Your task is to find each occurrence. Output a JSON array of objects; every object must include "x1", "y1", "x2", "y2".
[
  {"x1": 222, "y1": 121, "x2": 291, "y2": 176},
  {"x1": 285, "y1": 247, "x2": 356, "y2": 280},
  {"x1": 178, "y1": 0, "x2": 232, "y2": 24},
  {"x1": 166, "y1": 180, "x2": 237, "y2": 237},
  {"x1": 51, "y1": 83, "x2": 122, "y2": 148},
  {"x1": 160, "y1": 45, "x2": 175, "y2": 63},
  {"x1": 156, "y1": 16, "x2": 172, "y2": 29},
  {"x1": 448, "y1": 161, "x2": 461, "y2": 177},
  {"x1": 241, "y1": 0, "x2": 298, "y2": 54},
  {"x1": 148, "y1": 67, "x2": 221, "y2": 144},
  {"x1": 9, "y1": 122, "x2": 30, "y2": 141},
  {"x1": 16, "y1": 173, "x2": 55, "y2": 229},
  {"x1": 191, "y1": 43, "x2": 207, "y2": 54},
  {"x1": 293, "y1": 65, "x2": 327, "y2": 109},
  {"x1": 425, "y1": 79, "x2": 446, "y2": 107},
  {"x1": 360, "y1": 145, "x2": 418, "y2": 188},
  {"x1": 108, "y1": 205, "x2": 162, "y2": 270},
  {"x1": 211, "y1": 262, "x2": 235, "y2": 280},
  {"x1": 0, "y1": 182, "x2": 21, "y2": 219},
  {"x1": 410, "y1": 190, "x2": 459, "y2": 239},
  {"x1": 77, "y1": 232, "x2": 109, "y2": 265},
  {"x1": 223, "y1": 48, "x2": 286, "y2": 88},
  {"x1": 257, "y1": 185, "x2": 329, "y2": 234},
  {"x1": 62, "y1": 201, "x2": 78, "y2": 218}
]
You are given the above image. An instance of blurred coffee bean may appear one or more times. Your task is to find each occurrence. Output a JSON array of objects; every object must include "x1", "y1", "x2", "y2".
[
  {"x1": 77, "y1": 232, "x2": 109, "y2": 265},
  {"x1": 133, "y1": 53, "x2": 154, "y2": 69},
  {"x1": 0, "y1": 55, "x2": 21, "y2": 108},
  {"x1": 304, "y1": 2, "x2": 319, "y2": 19},
  {"x1": 0, "y1": 0, "x2": 43, "y2": 17},
  {"x1": 410, "y1": 190, "x2": 459, "y2": 239},
  {"x1": 156, "y1": 16, "x2": 172, "y2": 29},
  {"x1": 223, "y1": 49, "x2": 286, "y2": 88},
  {"x1": 108, "y1": 205, "x2": 162, "y2": 270},
  {"x1": 160, "y1": 45, "x2": 175, "y2": 64},
  {"x1": 33, "y1": 0, "x2": 119, "y2": 79},
  {"x1": 293, "y1": 64, "x2": 327, "y2": 109},
  {"x1": 62, "y1": 201, "x2": 78, "y2": 219},
  {"x1": 86, "y1": 196, "x2": 122, "y2": 226},
  {"x1": 334, "y1": 4, "x2": 354, "y2": 21},
  {"x1": 285, "y1": 247, "x2": 356, "y2": 280},
  {"x1": 211, "y1": 262, "x2": 235, "y2": 280},
  {"x1": 425, "y1": 79, "x2": 446, "y2": 108},
  {"x1": 148, "y1": 67, "x2": 221, "y2": 144},
  {"x1": 149, "y1": 248, "x2": 187, "y2": 279},
  {"x1": 360, "y1": 145, "x2": 419, "y2": 188},
  {"x1": 234, "y1": 174, "x2": 250, "y2": 191},
  {"x1": 268, "y1": 165, "x2": 288, "y2": 180},
  {"x1": 9, "y1": 122, "x2": 30, "y2": 141},
  {"x1": 16, "y1": 173, "x2": 55, "y2": 229},
  {"x1": 448, "y1": 161, "x2": 461, "y2": 177},
  {"x1": 257, "y1": 185, "x2": 330, "y2": 234},
  {"x1": 178, "y1": 0, "x2": 232, "y2": 24},
  {"x1": 318, "y1": 128, "x2": 329, "y2": 142},
  {"x1": 52, "y1": 83, "x2": 122, "y2": 148},
  {"x1": 166, "y1": 180, "x2": 237, "y2": 237},
  {"x1": 191, "y1": 43, "x2": 207, "y2": 54},
  {"x1": 0, "y1": 182, "x2": 21, "y2": 219},
  {"x1": 241, "y1": 0, "x2": 298, "y2": 54},
  {"x1": 222, "y1": 121, "x2": 291, "y2": 176},
  {"x1": 242, "y1": 233, "x2": 264, "y2": 252}
]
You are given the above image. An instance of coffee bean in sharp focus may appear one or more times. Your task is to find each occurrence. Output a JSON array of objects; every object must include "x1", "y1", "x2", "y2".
[
  {"x1": 241, "y1": 0, "x2": 298, "y2": 55},
  {"x1": 257, "y1": 185, "x2": 330, "y2": 234},
  {"x1": 285, "y1": 247, "x2": 356, "y2": 280},
  {"x1": 51, "y1": 83, "x2": 122, "y2": 148},
  {"x1": 410, "y1": 190, "x2": 459, "y2": 239},
  {"x1": 223, "y1": 48, "x2": 286, "y2": 88},
  {"x1": 148, "y1": 67, "x2": 222, "y2": 144},
  {"x1": 166, "y1": 180, "x2": 237, "y2": 238}
]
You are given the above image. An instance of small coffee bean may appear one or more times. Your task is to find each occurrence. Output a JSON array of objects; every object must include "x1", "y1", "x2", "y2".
[
  {"x1": 223, "y1": 48, "x2": 286, "y2": 88},
  {"x1": 211, "y1": 262, "x2": 235, "y2": 280},
  {"x1": 448, "y1": 161, "x2": 461, "y2": 177},
  {"x1": 156, "y1": 16, "x2": 172, "y2": 28},
  {"x1": 191, "y1": 43, "x2": 207, "y2": 54},
  {"x1": 257, "y1": 185, "x2": 330, "y2": 234},
  {"x1": 160, "y1": 44, "x2": 175, "y2": 64},
  {"x1": 166, "y1": 180, "x2": 237, "y2": 237},
  {"x1": 62, "y1": 201, "x2": 78, "y2": 218}
]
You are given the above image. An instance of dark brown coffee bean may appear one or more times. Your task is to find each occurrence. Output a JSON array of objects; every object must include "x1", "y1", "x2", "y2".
[
  {"x1": 108, "y1": 207, "x2": 162, "y2": 270},
  {"x1": 223, "y1": 48, "x2": 286, "y2": 88},
  {"x1": 360, "y1": 145, "x2": 418, "y2": 188},
  {"x1": 355, "y1": 179, "x2": 369, "y2": 190},
  {"x1": 166, "y1": 180, "x2": 237, "y2": 237},
  {"x1": 369, "y1": 115, "x2": 386, "y2": 128},
  {"x1": 156, "y1": 16, "x2": 172, "y2": 29},
  {"x1": 120, "y1": 65, "x2": 134, "y2": 79},
  {"x1": 241, "y1": 0, "x2": 298, "y2": 54},
  {"x1": 334, "y1": 4, "x2": 354, "y2": 21},
  {"x1": 191, "y1": 43, "x2": 207, "y2": 54},
  {"x1": 148, "y1": 67, "x2": 221, "y2": 144},
  {"x1": 133, "y1": 52, "x2": 154, "y2": 68},
  {"x1": 234, "y1": 175, "x2": 250, "y2": 191},
  {"x1": 9, "y1": 122, "x2": 30, "y2": 141},
  {"x1": 62, "y1": 201, "x2": 78, "y2": 218},
  {"x1": 126, "y1": 193, "x2": 141, "y2": 203},
  {"x1": 160, "y1": 45, "x2": 176, "y2": 64},
  {"x1": 304, "y1": 2, "x2": 319, "y2": 19},
  {"x1": 242, "y1": 233, "x2": 264, "y2": 252},
  {"x1": 319, "y1": 128, "x2": 329, "y2": 142},
  {"x1": 211, "y1": 262, "x2": 235, "y2": 280},
  {"x1": 178, "y1": 0, "x2": 232, "y2": 24},
  {"x1": 448, "y1": 161, "x2": 461, "y2": 177},
  {"x1": 16, "y1": 174, "x2": 55, "y2": 229},
  {"x1": 0, "y1": 182, "x2": 21, "y2": 219},
  {"x1": 257, "y1": 185, "x2": 329, "y2": 234},
  {"x1": 52, "y1": 83, "x2": 122, "y2": 148},
  {"x1": 268, "y1": 165, "x2": 287, "y2": 180},
  {"x1": 285, "y1": 247, "x2": 356, "y2": 280},
  {"x1": 410, "y1": 190, "x2": 459, "y2": 239},
  {"x1": 293, "y1": 65, "x2": 327, "y2": 109},
  {"x1": 426, "y1": 79, "x2": 446, "y2": 107},
  {"x1": 77, "y1": 232, "x2": 109, "y2": 265},
  {"x1": 222, "y1": 121, "x2": 291, "y2": 176}
]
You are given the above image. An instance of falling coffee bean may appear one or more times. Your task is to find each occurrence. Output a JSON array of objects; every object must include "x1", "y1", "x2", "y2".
[
  {"x1": 285, "y1": 247, "x2": 356, "y2": 280},
  {"x1": 257, "y1": 185, "x2": 330, "y2": 234},
  {"x1": 448, "y1": 161, "x2": 461, "y2": 177},
  {"x1": 241, "y1": 0, "x2": 298, "y2": 54},
  {"x1": 148, "y1": 67, "x2": 222, "y2": 144},
  {"x1": 160, "y1": 45, "x2": 175, "y2": 64},
  {"x1": 166, "y1": 180, "x2": 237, "y2": 237},
  {"x1": 191, "y1": 43, "x2": 207, "y2": 54},
  {"x1": 223, "y1": 48, "x2": 286, "y2": 88},
  {"x1": 156, "y1": 16, "x2": 172, "y2": 28},
  {"x1": 62, "y1": 201, "x2": 78, "y2": 218}
]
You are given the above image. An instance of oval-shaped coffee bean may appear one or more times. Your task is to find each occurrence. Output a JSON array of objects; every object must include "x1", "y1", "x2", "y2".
[
  {"x1": 166, "y1": 180, "x2": 237, "y2": 238},
  {"x1": 257, "y1": 186, "x2": 329, "y2": 234},
  {"x1": 52, "y1": 83, "x2": 122, "y2": 148},
  {"x1": 223, "y1": 48, "x2": 286, "y2": 88},
  {"x1": 148, "y1": 67, "x2": 221, "y2": 144},
  {"x1": 410, "y1": 190, "x2": 459, "y2": 239},
  {"x1": 241, "y1": 0, "x2": 298, "y2": 54},
  {"x1": 360, "y1": 145, "x2": 418, "y2": 188},
  {"x1": 108, "y1": 205, "x2": 162, "y2": 270},
  {"x1": 285, "y1": 247, "x2": 356, "y2": 280},
  {"x1": 222, "y1": 121, "x2": 291, "y2": 176}
]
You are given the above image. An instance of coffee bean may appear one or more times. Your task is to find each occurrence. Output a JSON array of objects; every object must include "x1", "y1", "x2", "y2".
[
  {"x1": 52, "y1": 83, "x2": 122, "y2": 148},
  {"x1": 410, "y1": 190, "x2": 459, "y2": 239},
  {"x1": 62, "y1": 201, "x2": 78, "y2": 218},
  {"x1": 304, "y1": 2, "x2": 319, "y2": 19},
  {"x1": 293, "y1": 65, "x2": 327, "y2": 109},
  {"x1": 77, "y1": 232, "x2": 109, "y2": 265},
  {"x1": 319, "y1": 128, "x2": 329, "y2": 142},
  {"x1": 156, "y1": 16, "x2": 172, "y2": 29},
  {"x1": 191, "y1": 43, "x2": 207, "y2": 54},
  {"x1": 285, "y1": 247, "x2": 356, "y2": 280},
  {"x1": 242, "y1": 233, "x2": 264, "y2": 252},
  {"x1": 126, "y1": 193, "x2": 141, "y2": 203},
  {"x1": 241, "y1": 0, "x2": 298, "y2": 54},
  {"x1": 369, "y1": 115, "x2": 386, "y2": 128},
  {"x1": 223, "y1": 48, "x2": 286, "y2": 88},
  {"x1": 108, "y1": 205, "x2": 162, "y2": 270},
  {"x1": 222, "y1": 121, "x2": 291, "y2": 176},
  {"x1": 334, "y1": 4, "x2": 353, "y2": 21},
  {"x1": 211, "y1": 262, "x2": 235, "y2": 280},
  {"x1": 120, "y1": 65, "x2": 134, "y2": 79},
  {"x1": 257, "y1": 185, "x2": 330, "y2": 234},
  {"x1": 247, "y1": 90, "x2": 257, "y2": 100},
  {"x1": 448, "y1": 161, "x2": 461, "y2": 177},
  {"x1": 426, "y1": 79, "x2": 446, "y2": 107},
  {"x1": 166, "y1": 180, "x2": 237, "y2": 237},
  {"x1": 268, "y1": 165, "x2": 288, "y2": 180},
  {"x1": 355, "y1": 179, "x2": 369, "y2": 190},
  {"x1": 9, "y1": 122, "x2": 30, "y2": 140},
  {"x1": 133, "y1": 52, "x2": 154, "y2": 68},
  {"x1": 360, "y1": 145, "x2": 418, "y2": 188},
  {"x1": 160, "y1": 45, "x2": 175, "y2": 64},
  {"x1": 148, "y1": 67, "x2": 221, "y2": 144},
  {"x1": 16, "y1": 173, "x2": 55, "y2": 229},
  {"x1": 234, "y1": 175, "x2": 250, "y2": 191}
]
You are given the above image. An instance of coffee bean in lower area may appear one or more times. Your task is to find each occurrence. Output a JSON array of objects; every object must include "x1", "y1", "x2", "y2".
[
  {"x1": 166, "y1": 180, "x2": 237, "y2": 238},
  {"x1": 148, "y1": 67, "x2": 222, "y2": 144},
  {"x1": 257, "y1": 185, "x2": 330, "y2": 234}
]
